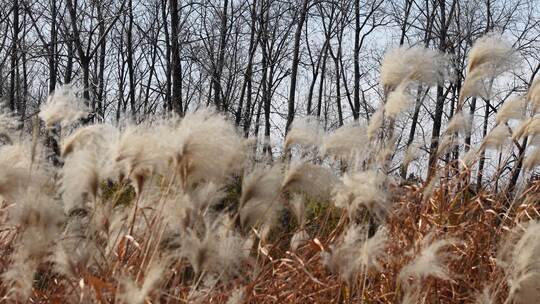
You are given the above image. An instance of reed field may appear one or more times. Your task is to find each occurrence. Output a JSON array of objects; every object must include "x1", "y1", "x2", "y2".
[{"x1": 1, "y1": 33, "x2": 540, "y2": 304}]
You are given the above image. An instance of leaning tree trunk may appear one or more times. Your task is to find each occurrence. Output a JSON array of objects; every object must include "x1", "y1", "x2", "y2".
[
  {"x1": 169, "y1": 0, "x2": 183, "y2": 116},
  {"x1": 285, "y1": 0, "x2": 309, "y2": 133}
]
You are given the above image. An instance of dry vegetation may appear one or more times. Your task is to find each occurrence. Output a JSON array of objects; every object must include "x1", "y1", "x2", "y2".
[{"x1": 1, "y1": 33, "x2": 540, "y2": 304}]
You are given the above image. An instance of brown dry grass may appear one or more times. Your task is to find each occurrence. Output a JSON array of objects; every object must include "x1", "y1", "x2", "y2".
[{"x1": 1, "y1": 166, "x2": 537, "y2": 304}]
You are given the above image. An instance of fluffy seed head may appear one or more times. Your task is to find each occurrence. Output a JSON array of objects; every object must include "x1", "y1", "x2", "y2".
[
  {"x1": 496, "y1": 97, "x2": 526, "y2": 125},
  {"x1": 446, "y1": 112, "x2": 472, "y2": 135},
  {"x1": 460, "y1": 34, "x2": 516, "y2": 103},
  {"x1": 528, "y1": 77, "x2": 540, "y2": 113},
  {"x1": 498, "y1": 221, "x2": 540, "y2": 304},
  {"x1": 226, "y1": 288, "x2": 245, "y2": 304},
  {"x1": 284, "y1": 116, "x2": 323, "y2": 151},
  {"x1": 461, "y1": 147, "x2": 479, "y2": 168},
  {"x1": 0, "y1": 111, "x2": 19, "y2": 145},
  {"x1": 483, "y1": 124, "x2": 511, "y2": 150},
  {"x1": 39, "y1": 85, "x2": 89, "y2": 127},
  {"x1": 164, "y1": 109, "x2": 248, "y2": 187},
  {"x1": 282, "y1": 160, "x2": 338, "y2": 201},
  {"x1": 399, "y1": 233, "x2": 456, "y2": 286},
  {"x1": 320, "y1": 123, "x2": 369, "y2": 162},
  {"x1": 290, "y1": 229, "x2": 310, "y2": 251},
  {"x1": 367, "y1": 107, "x2": 384, "y2": 140},
  {"x1": 60, "y1": 149, "x2": 100, "y2": 214},
  {"x1": 333, "y1": 170, "x2": 390, "y2": 221},
  {"x1": 437, "y1": 134, "x2": 458, "y2": 156},
  {"x1": 239, "y1": 165, "x2": 283, "y2": 234},
  {"x1": 321, "y1": 224, "x2": 388, "y2": 284},
  {"x1": 523, "y1": 146, "x2": 540, "y2": 172},
  {"x1": 384, "y1": 83, "x2": 413, "y2": 119},
  {"x1": 380, "y1": 46, "x2": 446, "y2": 92},
  {"x1": 117, "y1": 259, "x2": 167, "y2": 304},
  {"x1": 402, "y1": 144, "x2": 420, "y2": 168},
  {"x1": 180, "y1": 219, "x2": 249, "y2": 279},
  {"x1": 475, "y1": 287, "x2": 495, "y2": 304}
]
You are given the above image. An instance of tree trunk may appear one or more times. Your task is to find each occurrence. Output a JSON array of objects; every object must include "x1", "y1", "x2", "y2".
[
  {"x1": 465, "y1": 97, "x2": 477, "y2": 149},
  {"x1": 9, "y1": 0, "x2": 19, "y2": 112},
  {"x1": 427, "y1": 0, "x2": 448, "y2": 177},
  {"x1": 352, "y1": 0, "x2": 360, "y2": 120},
  {"x1": 212, "y1": 0, "x2": 229, "y2": 111},
  {"x1": 476, "y1": 100, "x2": 490, "y2": 188},
  {"x1": 169, "y1": 0, "x2": 183, "y2": 115},
  {"x1": 49, "y1": 0, "x2": 57, "y2": 92},
  {"x1": 126, "y1": 0, "x2": 137, "y2": 119},
  {"x1": 97, "y1": 3, "x2": 107, "y2": 121},
  {"x1": 65, "y1": 33, "x2": 74, "y2": 84},
  {"x1": 236, "y1": 1, "x2": 258, "y2": 127},
  {"x1": 316, "y1": 46, "x2": 328, "y2": 118},
  {"x1": 400, "y1": 86, "x2": 428, "y2": 178},
  {"x1": 285, "y1": 0, "x2": 309, "y2": 133}
]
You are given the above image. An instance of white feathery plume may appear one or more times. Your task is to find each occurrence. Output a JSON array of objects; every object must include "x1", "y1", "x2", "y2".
[
  {"x1": 61, "y1": 123, "x2": 118, "y2": 157},
  {"x1": 528, "y1": 77, "x2": 540, "y2": 113},
  {"x1": 289, "y1": 193, "x2": 306, "y2": 228},
  {"x1": 284, "y1": 116, "x2": 323, "y2": 150},
  {"x1": 446, "y1": 111, "x2": 472, "y2": 135},
  {"x1": 321, "y1": 224, "x2": 388, "y2": 284},
  {"x1": 113, "y1": 122, "x2": 165, "y2": 193},
  {"x1": 2, "y1": 189, "x2": 64, "y2": 301},
  {"x1": 461, "y1": 147, "x2": 479, "y2": 168},
  {"x1": 0, "y1": 142, "x2": 52, "y2": 201},
  {"x1": 367, "y1": 107, "x2": 384, "y2": 140},
  {"x1": 39, "y1": 85, "x2": 89, "y2": 127},
  {"x1": 482, "y1": 124, "x2": 511, "y2": 150},
  {"x1": 180, "y1": 219, "x2": 249, "y2": 279},
  {"x1": 189, "y1": 182, "x2": 226, "y2": 212},
  {"x1": 475, "y1": 287, "x2": 496, "y2": 304},
  {"x1": 60, "y1": 149, "x2": 100, "y2": 214},
  {"x1": 436, "y1": 134, "x2": 458, "y2": 156},
  {"x1": 1, "y1": 258, "x2": 38, "y2": 301},
  {"x1": 320, "y1": 123, "x2": 369, "y2": 162},
  {"x1": 384, "y1": 83, "x2": 413, "y2": 119},
  {"x1": 512, "y1": 117, "x2": 534, "y2": 140},
  {"x1": 497, "y1": 221, "x2": 540, "y2": 304},
  {"x1": 529, "y1": 134, "x2": 540, "y2": 147},
  {"x1": 402, "y1": 144, "x2": 420, "y2": 169},
  {"x1": 226, "y1": 287, "x2": 245, "y2": 304},
  {"x1": 62, "y1": 123, "x2": 118, "y2": 182},
  {"x1": 117, "y1": 259, "x2": 167, "y2": 304},
  {"x1": 321, "y1": 224, "x2": 367, "y2": 283},
  {"x1": 290, "y1": 229, "x2": 310, "y2": 251},
  {"x1": 496, "y1": 97, "x2": 526, "y2": 125},
  {"x1": 239, "y1": 165, "x2": 283, "y2": 234},
  {"x1": 380, "y1": 46, "x2": 446, "y2": 92},
  {"x1": 282, "y1": 160, "x2": 338, "y2": 201},
  {"x1": 0, "y1": 111, "x2": 19, "y2": 133},
  {"x1": 161, "y1": 109, "x2": 248, "y2": 187},
  {"x1": 375, "y1": 136, "x2": 397, "y2": 166},
  {"x1": 422, "y1": 175, "x2": 439, "y2": 199},
  {"x1": 460, "y1": 34, "x2": 516, "y2": 103},
  {"x1": 398, "y1": 233, "x2": 456, "y2": 287},
  {"x1": 333, "y1": 170, "x2": 390, "y2": 221},
  {"x1": 357, "y1": 226, "x2": 389, "y2": 271},
  {"x1": 523, "y1": 146, "x2": 540, "y2": 172},
  {"x1": 0, "y1": 111, "x2": 19, "y2": 145},
  {"x1": 401, "y1": 289, "x2": 420, "y2": 304},
  {"x1": 524, "y1": 116, "x2": 540, "y2": 137}
]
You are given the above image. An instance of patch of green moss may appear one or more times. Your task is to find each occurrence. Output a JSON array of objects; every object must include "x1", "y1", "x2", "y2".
[
  {"x1": 304, "y1": 196, "x2": 342, "y2": 236},
  {"x1": 100, "y1": 180, "x2": 135, "y2": 207},
  {"x1": 215, "y1": 176, "x2": 242, "y2": 213}
]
